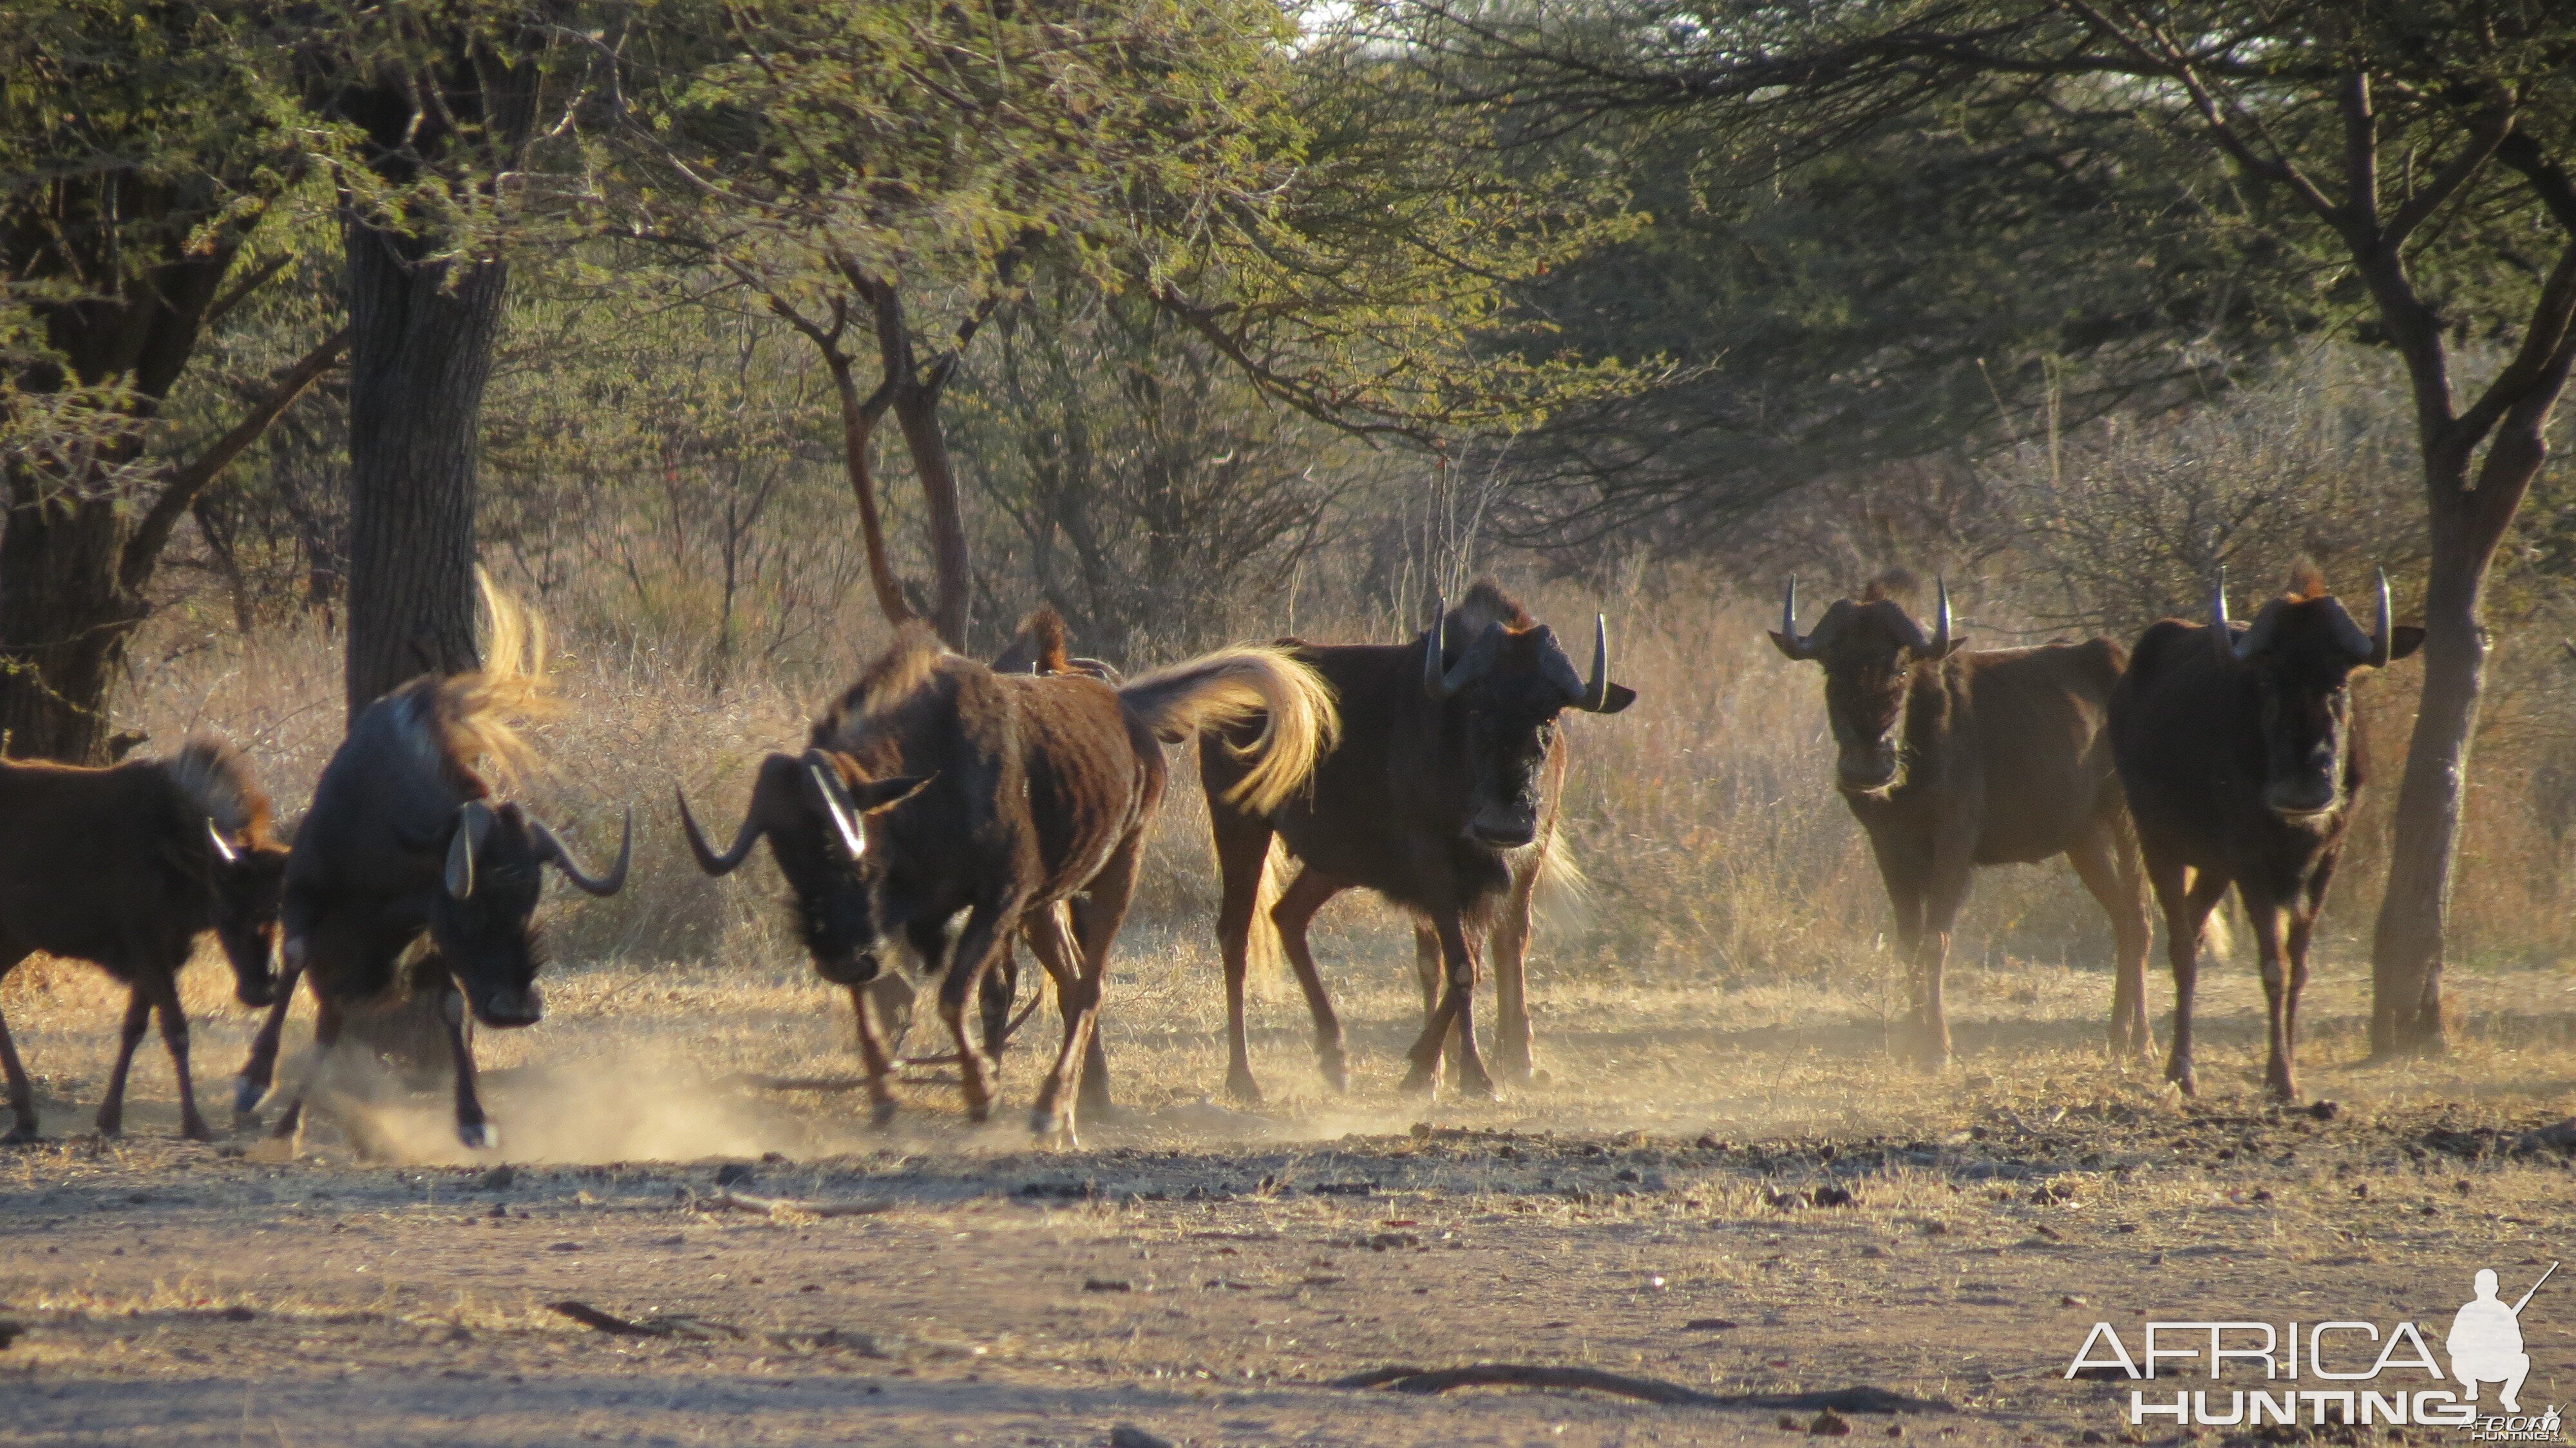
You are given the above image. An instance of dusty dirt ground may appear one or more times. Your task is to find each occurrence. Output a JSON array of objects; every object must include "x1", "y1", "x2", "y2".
[{"x1": 6, "y1": 930, "x2": 2576, "y2": 1447}]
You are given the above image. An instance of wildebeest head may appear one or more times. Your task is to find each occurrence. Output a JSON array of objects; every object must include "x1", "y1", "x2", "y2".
[
  {"x1": 428, "y1": 799, "x2": 633, "y2": 1027},
  {"x1": 204, "y1": 824, "x2": 290, "y2": 1007},
  {"x1": 1422, "y1": 584, "x2": 1636, "y2": 850},
  {"x1": 2211, "y1": 565, "x2": 2423, "y2": 823},
  {"x1": 168, "y1": 734, "x2": 290, "y2": 1007},
  {"x1": 677, "y1": 750, "x2": 929, "y2": 984},
  {"x1": 1769, "y1": 576, "x2": 1965, "y2": 794}
]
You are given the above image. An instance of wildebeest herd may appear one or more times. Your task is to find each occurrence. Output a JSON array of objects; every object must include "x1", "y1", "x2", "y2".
[{"x1": 0, "y1": 562, "x2": 2419, "y2": 1154}]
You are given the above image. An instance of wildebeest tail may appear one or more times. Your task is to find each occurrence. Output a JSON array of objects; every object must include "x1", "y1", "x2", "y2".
[
  {"x1": 1119, "y1": 645, "x2": 1338, "y2": 814},
  {"x1": 430, "y1": 569, "x2": 562, "y2": 785},
  {"x1": 1526, "y1": 832, "x2": 1593, "y2": 938}
]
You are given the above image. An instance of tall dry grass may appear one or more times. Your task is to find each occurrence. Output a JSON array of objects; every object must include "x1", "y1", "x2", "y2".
[{"x1": 86, "y1": 553, "x2": 2576, "y2": 1047}]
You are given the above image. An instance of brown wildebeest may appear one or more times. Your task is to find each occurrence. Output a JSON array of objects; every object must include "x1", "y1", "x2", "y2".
[
  {"x1": 0, "y1": 736, "x2": 289, "y2": 1141},
  {"x1": 1203, "y1": 581, "x2": 1635, "y2": 1103},
  {"x1": 2110, "y1": 564, "x2": 2421, "y2": 1101},
  {"x1": 240, "y1": 578, "x2": 632, "y2": 1150},
  {"x1": 1770, "y1": 577, "x2": 2152, "y2": 1068},
  {"x1": 679, "y1": 623, "x2": 1332, "y2": 1143},
  {"x1": 840, "y1": 607, "x2": 1122, "y2": 1067}
]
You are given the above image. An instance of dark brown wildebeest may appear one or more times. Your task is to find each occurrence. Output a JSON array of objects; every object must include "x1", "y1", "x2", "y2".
[
  {"x1": 242, "y1": 579, "x2": 631, "y2": 1150},
  {"x1": 0, "y1": 736, "x2": 289, "y2": 1141},
  {"x1": 1203, "y1": 581, "x2": 1634, "y2": 1103},
  {"x1": 2111, "y1": 564, "x2": 2421, "y2": 1101},
  {"x1": 833, "y1": 607, "x2": 1121, "y2": 1067},
  {"x1": 1770, "y1": 577, "x2": 2152, "y2": 1068},
  {"x1": 679, "y1": 623, "x2": 1332, "y2": 1143}
]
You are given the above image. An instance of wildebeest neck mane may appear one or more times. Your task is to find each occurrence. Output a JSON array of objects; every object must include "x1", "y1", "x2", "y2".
[
  {"x1": 392, "y1": 569, "x2": 560, "y2": 794},
  {"x1": 166, "y1": 734, "x2": 275, "y2": 840},
  {"x1": 811, "y1": 624, "x2": 952, "y2": 750}
]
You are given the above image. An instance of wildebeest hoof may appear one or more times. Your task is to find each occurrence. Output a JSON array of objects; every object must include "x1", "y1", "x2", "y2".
[
  {"x1": 1, "y1": 1123, "x2": 37, "y2": 1146},
  {"x1": 231, "y1": 1075, "x2": 265, "y2": 1119},
  {"x1": 1224, "y1": 1074, "x2": 1264, "y2": 1106},
  {"x1": 459, "y1": 1120, "x2": 500, "y2": 1152},
  {"x1": 1029, "y1": 1107, "x2": 1078, "y2": 1148},
  {"x1": 180, "y1": 1116, "x2": 214, "y2": 1143},
  {"x1": 2167, "y1": 1062, "x2": 2199, "y2": 1096},
  {"x1": 869, "y1": 1098, "x2": 899, "y2": 1127},
  {"x1": 1396, "y1": 1066, "x2": 1439, "y2": 1097}
]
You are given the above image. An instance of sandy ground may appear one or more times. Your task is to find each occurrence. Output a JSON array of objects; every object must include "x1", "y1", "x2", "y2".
[{"x1": 6, "y1": 928, "x2": 2576, "y2": 1447}]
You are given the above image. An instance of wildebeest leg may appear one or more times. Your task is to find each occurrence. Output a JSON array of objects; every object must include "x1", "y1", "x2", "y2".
[
  {"x1": 269, "y1": 996, "x2": 345, "y2": 1143},
  {"x1": 937, "y1": 899, "x2": 1023, "y2": 1123},
  {"x1": 844, "y1": 984, "x2": 900, "y2": 1126},
  {"x1": 436, "y1": 986, "x2": 497, "y2": 1151},
  {"x1": 1408, "y1": 922, "x2": 1466, "y2": 1089},
  {"x1": 1910, "y1": 834, "x2": 1975, "y2": 1071},
  {"x1": 981, "y1": 937, "x2": 1020, "y2": 1064},
  {"x1": 1056, "y1": 835, "x2": 1144, "y2": 1133},
  {"x1": 2150, "y1": 862, "x2": 2230, "y2": 1096},
  {"x1": 232, "y1": 953, "x2": 304, "y2": 1123},
  {"x1": 94, "y1": 989, "x2": 154, "y2": 1138},
  {"x1": 1021, "y1": 906, "x2": 1106, "y2": 1129},
  {"x1": 1211, "y1": 810, "x2": 1280, "y2": 1103},
  {"x1": 1400, "y1": 915, "x2": 1492, "y2": 1099},
  {"x1": 1488, "y1": 847, "x2": 1541, "y2": 1085},
  {"x1": 2067, "y1": 824, "x2": 2155, "y2": 1061},
  {"x1": 0, "y1": 949, "x2": 37, "y2": 1141},
  {"x1": 138, "y1": 971, "x2": 212, "y2": 1141},
  {"x1": 1271, "y1": 868, "x2": 1351, "y2": 1096},
  {"x1": 1866, "y1": 831, "x2": 1929, "y2": 1062},
  {"x1": 2242, "y1": 893, "x2": 2300, "y2": 1102}
]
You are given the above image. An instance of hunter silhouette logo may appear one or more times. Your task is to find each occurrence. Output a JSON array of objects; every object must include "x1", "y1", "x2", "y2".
[
  {"x1": 2064, "y1": 1261, "x2": 2561, "y2": 1439},
  {"x1": 2453, "y1": 1264, "x2": 2552, "y2": 1414}
]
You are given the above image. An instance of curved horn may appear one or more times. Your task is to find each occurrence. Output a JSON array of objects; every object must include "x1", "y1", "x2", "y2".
[
  {"x1": 205, "y1": 817, "x2": 238, "y2": 865},
  {"x1": 2210, "y1": 568, "x2": 2237, "y2": 659},
  {"x1": 1929, "y1": 577, "x2": 1952, "y2": 655},
  {"x1": 1779, "y1": 576, "x2": 1810, "y2": 658},
  {"x1": 1423, "y1": 595, "x2": 1450, "y2": 699},
  {"x1": 802, "y1": 748, "x2": 867, "y2": 862},
  {"x1": 676, "y1": 784, "x2": 762, "y2": 877},
  {"x1": 1577, "y1": 613, "x2": 1613, "y2": 712},
  {"x1": 2370, "y1": 567, "x2": 2392, "y2": 668},
  {"x1": 444, "y1": 800, "x2": 495, "y2": 900},
  {"x1": 532, "y1": 808, "x2": 632, "y2": 897}
]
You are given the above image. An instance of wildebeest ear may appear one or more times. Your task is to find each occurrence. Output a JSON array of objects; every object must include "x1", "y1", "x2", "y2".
[
  {"x1": 2389, "y1": 625, "x2": 2426, "y2": 661},
  {"x1": 1593, "y1": 681, "x2": 1638, "y2": 714},
  {"x1": 1927, "y1": 636, "x2": 1968, "y2": 660},
  {"x1": 849, "y1": 775, "x2": 933, "y2": 814}
]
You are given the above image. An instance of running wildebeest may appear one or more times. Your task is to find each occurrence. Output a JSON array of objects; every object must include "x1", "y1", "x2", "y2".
[
  {"x1": 0, "y1": 737, "x2": 288, "y2": 1141},
  {"x1": 1203, "y1": 580, "x2": 1635, "y2": 1103},
  {"x1": 242, "y1": 578, "x2": 631, "y2": 1150},
  {"x1": 679, "y1": 622, "x2": 1332, "y2": 1143},
  {"x1": 2111, "y1": 564, "x2": 2421, "y2": 1101},
  {"x1": 1770, "y1": 576, "x2": 2152, "y2": 1068}
]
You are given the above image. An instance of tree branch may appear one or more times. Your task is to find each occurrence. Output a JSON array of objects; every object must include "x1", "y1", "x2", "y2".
[{"x1": 120, "y1": 325, "x2": 350, "y2": 596}]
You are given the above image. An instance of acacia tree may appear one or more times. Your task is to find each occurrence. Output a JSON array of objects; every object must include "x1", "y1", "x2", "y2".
[
  {"x1": 0, "y1": 0, "x2": 347, "y2": 762},
  {"x1": 606, "y1": 0, "x2": 1635, "y2": 649},
  {"x1": 1389, "y1": 0, "x2": 2576, "y2": 1053}
]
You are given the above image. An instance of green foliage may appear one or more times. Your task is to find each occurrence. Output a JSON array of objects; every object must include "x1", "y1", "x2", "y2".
[{"x1": 0, "y1": 0, "x2": 309, "y2": 492}]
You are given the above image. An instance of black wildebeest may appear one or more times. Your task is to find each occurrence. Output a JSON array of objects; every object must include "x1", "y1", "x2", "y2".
[
  {"x1": 0, "y1": 736, "x2": 289, "y2": 1141},
  {"x1": 1203, "y1": 581, "x2": 1634, "y2": 1103},
  {"x1": 679, "y1": 622, "x2": 1332, "y2": 1143},
  {"x1": 1770, "y1": 577, "x2": 2152, "y2": 1068},
  {"x1": 2111, "y1": 564, "x2": 2421, "y2": 1101},
  {"x1": 243, "y1": 578, "x2": 631, "y2": 1149}
]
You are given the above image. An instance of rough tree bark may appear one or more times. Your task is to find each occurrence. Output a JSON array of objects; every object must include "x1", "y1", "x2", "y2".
[
  {"x1": 321, "y1": 39, "x2": 542, "y2": 717},
  {"x1": 340, "y1": 218, "x2": 511, "y2": 715}
]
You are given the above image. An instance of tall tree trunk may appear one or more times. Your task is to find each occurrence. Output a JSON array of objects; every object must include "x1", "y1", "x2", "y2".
[
  {"x1": 818, "y1": 348, "x2": 911, "y2": 629},
  {"x1": 0, "y1": 498, "x2": 140, "y2": 763},
  {"x1": 889, "y1": 374, "x2": 973, "y2": 647},
  {"x1": 2367, "y1": 489, "x2": 2496, "y2": 1054},
  {"x1": 341, "y1": 218, "x2": 509, "y2": 717}
]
